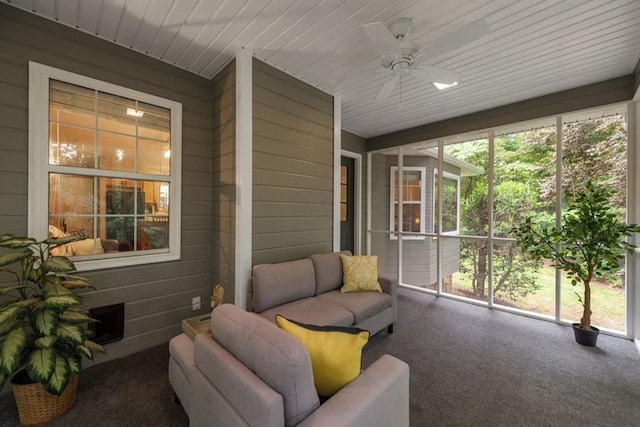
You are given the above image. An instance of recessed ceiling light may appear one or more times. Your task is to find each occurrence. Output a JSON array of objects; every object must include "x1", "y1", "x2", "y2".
[
  {"x1": 433, "y1": 81, "x2": 458, "y2": 90},
  {"x1": 126, "y1": 108, "x2": 144, "y2": 117}
]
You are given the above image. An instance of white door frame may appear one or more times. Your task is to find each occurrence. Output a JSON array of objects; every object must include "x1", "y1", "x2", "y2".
[{"x1": 340, "y1": 150, "x2": 362, "y2": 255}]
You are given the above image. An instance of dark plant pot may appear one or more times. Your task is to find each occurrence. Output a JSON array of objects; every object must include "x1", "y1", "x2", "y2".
[{"x1": 572, "y1": 323, "x2": 600, "y2": 347}]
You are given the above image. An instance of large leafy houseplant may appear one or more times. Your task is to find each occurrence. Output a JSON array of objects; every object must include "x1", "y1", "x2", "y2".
[
  {"x1": 513, "y1": 181, "x2": 640, "y2": 337},
  {"x1": 0, "y1": 233, "x2": 105, "y2": 395}
]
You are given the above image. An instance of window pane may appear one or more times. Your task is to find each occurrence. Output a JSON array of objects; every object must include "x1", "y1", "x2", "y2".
[
  {"x1": 138, "y1": 217, "x2": 169, "y2": 250},
  {"x1": 49, "y1": 80, "x2": 95, "y2": 128},
  {"x1": 104, "y1": 216, "x2": 136, "y2": 250},
  {"x1": 444, "y1": 236, "x2": 488, "y2": 303},
  {"x1": 402, "y1": 204, "x2": 421, "y2": 233},
  {"x1": 560, "y1": 114, "x2": 627, "y2": 332},
  {"x1": 138, "y1": 139, "x2": 171, "y2": 175},
  {"x1": 49, "y1": 173, "x2": 94, "y2": 216},
  {"x1": 98, "y1": 131, "x2": 136, "y2": 172},
  {"x1": 403, "y1": 171, "x2": 421, "y2": 202},
  {"x1": 393, "y1": 169, "x2": 422, "y2": 202},
  {"x1": 97, "y1": 216, "x2": 131, "y2": 252},
  {"x1": 493, "y1": 128, "x2": 556, "y2": 238},
  {"x1": 492, "y1": 241, "x2": 553, "y2": 317},
  {"x1": 97, "y1": 92, "x2": 136, "y2": 135},
  {"x1": 444, "y1": 138, "x2": 488, "y2": 236},
  {"x1": 492, "y1": 126, "x2": 557, "y2": 317},
  {"x1": 49, "y1": 124, "x2": 96, "y2": 168},
  {"x1": 98, "y1": 180, "x2": 170, "y2": 252},
  {"x1": 137, "y1": 101, "x2": 171, "y2": 142},
  {"x1": 435, "y1": 173, "x2": 459, "y2": 233},
  {"x1": 101, "y1": 182, "x2": 144, "y2": 216}
]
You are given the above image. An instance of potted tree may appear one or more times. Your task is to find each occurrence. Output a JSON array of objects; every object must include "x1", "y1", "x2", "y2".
[
  {"x1": 512, "y1": 181, "x2": 640, "y2": 346},
  {"x1": 0, "y1": 233, "x2": 105, "y2": 424}
]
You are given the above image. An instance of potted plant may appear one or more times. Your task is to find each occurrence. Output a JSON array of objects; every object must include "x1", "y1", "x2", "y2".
[
  {"x1": 0, "y1": 233, "x2": 105, "y2": 424},
  {"x1": 512, "y1": 180, "x2": 640, "y2": 346}
]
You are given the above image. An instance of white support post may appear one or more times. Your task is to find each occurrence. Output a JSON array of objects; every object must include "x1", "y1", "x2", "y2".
[
  {"x1": 366, "y1": 152, "x2": 372, "y2": 255},
  {"x1": 235, "y1": 49, "x2": 253, "y2": 310},
  {"x1": 437, "y1": 141, "x2": 443, "y2": 295},
  {"x1": 397, "y1": 147, "x2": 403, "y2": 286},
  {"x1": 487, "y1": 130, "x2": 495, "y2": 308},
  {"x1": 333, "y1": 96, "x2": 341, "y2": 252},
  {"x1": 629, "y1": 101, "x2": 640, "y2": 343},
  {"x1": 555, "y1": 115, "x2": 563, "y2": 322}
]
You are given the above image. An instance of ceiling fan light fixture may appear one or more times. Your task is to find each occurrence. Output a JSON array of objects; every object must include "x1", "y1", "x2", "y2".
[
  {"x1": 433, "y1": 81, "x2": 458, "y2": 90},
  {"x1": 126, "y1": 108, "x2": 144, "y2": 117}
]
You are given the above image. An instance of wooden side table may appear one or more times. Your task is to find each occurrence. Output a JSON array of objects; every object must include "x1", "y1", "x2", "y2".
[{"x1": 181, "y1": 314, "x2": 211, "y2": 341}]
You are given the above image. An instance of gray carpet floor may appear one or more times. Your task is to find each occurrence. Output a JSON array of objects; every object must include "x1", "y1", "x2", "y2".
[{"x1": 1, "y1": 288, "x2": 640, "y2": 426}]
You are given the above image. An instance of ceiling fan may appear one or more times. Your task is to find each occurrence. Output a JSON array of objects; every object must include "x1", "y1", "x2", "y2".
[{"x1": 363, "y1": 17, "x2": 490, "y2": 103}]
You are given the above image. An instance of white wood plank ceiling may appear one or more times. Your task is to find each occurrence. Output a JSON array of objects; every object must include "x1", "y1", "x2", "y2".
[{"x1": 4, "y1": 0, "x2": 640, "y2": 138}]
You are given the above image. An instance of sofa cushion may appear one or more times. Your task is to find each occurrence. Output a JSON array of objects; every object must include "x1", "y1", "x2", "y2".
[
  {"x1": 259, "y1": 297, "x2": 354, "y2": 327},
  {"x1": 309, "y1": 251, "x2": 351, "y2": 295},
  {"x1": 316, "y1": 290, "x2": 392, "y2": 324},
  {"x1": 276, "y1": 316, "x2": 369, "y2": 398},
  {"x1": 210, "y1": 304, "x2": 319, "y2": 426},
  {"x1": 252, "y1": 258, "x2": 316, "y2": 313}
]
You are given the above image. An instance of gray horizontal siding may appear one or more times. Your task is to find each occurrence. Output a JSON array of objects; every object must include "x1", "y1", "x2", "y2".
[
  {"x1": 0, "y1": 4, "x2": 213, "y2": 362},
  {"x1": 252, "y1": 58, "x2": 334, "y2": 265}
]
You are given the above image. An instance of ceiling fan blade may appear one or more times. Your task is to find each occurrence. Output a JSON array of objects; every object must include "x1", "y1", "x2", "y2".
[
  {"x1": 412, "y1": 66, "x2": 460, "y2": 85},
  {"x1": 419, "y1": 18, "x2": 490, "y2": 60},
  {"x1": 363, "y1": 22, "x2": 399, "y2": 56},
  {"x1": 375, "y1": 73, "x2": 400, "y2": 103}
]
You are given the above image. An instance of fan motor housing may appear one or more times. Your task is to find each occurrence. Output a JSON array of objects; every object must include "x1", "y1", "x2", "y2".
[{"x1": 389, "y1": 17, "x2": 413, "y2": 40}]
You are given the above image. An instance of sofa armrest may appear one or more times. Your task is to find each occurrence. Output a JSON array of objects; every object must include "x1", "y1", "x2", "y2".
[
  {"x1": 378, "y1": 274, "x2": 397, "y2": 296},
  {"x1": 378, "y1": 274, "x2": 398, "y2": 322},
  {"x1": 297, "y1": 354, "x2": 409, "y2": 427}
]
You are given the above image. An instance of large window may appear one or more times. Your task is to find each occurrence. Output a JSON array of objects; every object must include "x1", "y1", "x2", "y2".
[
  {"x1": 390, "y1": 166, "x2": 426, "y2": 239},
  {"x1": 29, "y1": 62, "x2": 182, "y2": 270}
]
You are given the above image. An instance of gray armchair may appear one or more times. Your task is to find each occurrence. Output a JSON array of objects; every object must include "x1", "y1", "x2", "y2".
[{"x1": 172, "y1": 304, "x2": 409, "y2": 427}]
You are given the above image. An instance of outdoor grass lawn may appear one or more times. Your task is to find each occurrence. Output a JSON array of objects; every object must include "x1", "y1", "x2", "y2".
[{"x1": 451, "y1": 266, "x2": 626, "y2": 332}]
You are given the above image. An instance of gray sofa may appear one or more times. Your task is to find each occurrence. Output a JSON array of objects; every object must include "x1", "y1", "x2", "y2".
[
  {"x1": 249, "y1": 251, "x2": 397, "y2": 335},
  {"x1": 169, "y1": 303, "x2": 409, "y2": 427}
]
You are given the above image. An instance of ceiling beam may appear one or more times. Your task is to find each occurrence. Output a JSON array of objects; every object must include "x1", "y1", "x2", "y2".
[{"x1": 367, "y1": 75, "x2": 635, "y2": 151}]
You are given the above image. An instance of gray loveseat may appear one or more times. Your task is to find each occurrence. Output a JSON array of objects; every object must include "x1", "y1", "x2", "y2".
[
  {"x1": 169, "y1": 303, "x2": 409, "y2": 427},
  {"x1": 249, "y1": 251, "x2": 397, "y2": 335}
]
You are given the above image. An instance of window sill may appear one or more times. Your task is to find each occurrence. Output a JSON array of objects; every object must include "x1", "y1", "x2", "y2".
[{"x1": 72, "y1": 251, "x2": 180, "y2": 271}]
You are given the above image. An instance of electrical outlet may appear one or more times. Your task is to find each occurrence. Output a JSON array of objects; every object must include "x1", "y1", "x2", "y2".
[{"x1": 192, "y1": 296, "x2": 201, "y2": 311}]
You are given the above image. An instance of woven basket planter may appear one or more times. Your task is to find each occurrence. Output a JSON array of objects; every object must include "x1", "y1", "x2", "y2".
[{"x1": 12, "y1": 375, "x2": 78, "y2": 425}]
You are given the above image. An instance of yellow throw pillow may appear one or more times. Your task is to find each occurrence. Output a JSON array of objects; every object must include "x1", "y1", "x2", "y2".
[
  {"x1": 340, "y1": 254, "x2": 383, "y2": 293},
  {"x1": 275, "y1": 315, "x2": 369, "y2": 398}
]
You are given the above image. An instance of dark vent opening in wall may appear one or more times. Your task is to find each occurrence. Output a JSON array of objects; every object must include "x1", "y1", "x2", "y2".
[{"x1": 89, "y1": 303, "x2": 125, "y2": 345}]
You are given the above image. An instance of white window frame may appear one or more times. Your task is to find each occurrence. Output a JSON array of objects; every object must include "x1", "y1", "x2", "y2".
[
  {"x1": 28, "y1": 62, "x2": 182, "y2": 271},
  {"x1": 389, "y1": 166, "x2": 426, "y2": 240},
  {"x1": 433, "y1": 169, "x2": 461, "y2": 235}
]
